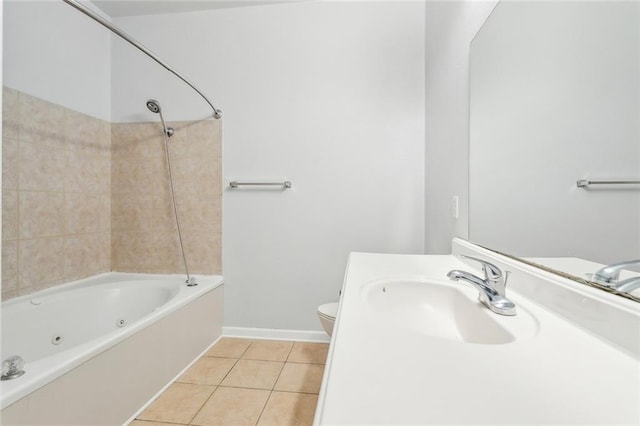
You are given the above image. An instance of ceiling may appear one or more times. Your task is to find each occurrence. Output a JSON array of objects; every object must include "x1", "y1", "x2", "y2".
[{"x1": 91, "y1": 0, "x2": 304, "y2": 18}]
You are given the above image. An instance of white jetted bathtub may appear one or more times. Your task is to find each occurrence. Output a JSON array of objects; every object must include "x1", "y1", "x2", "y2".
[{"x1": 0, "y1": 272, "x2": 224, "y2": 425}]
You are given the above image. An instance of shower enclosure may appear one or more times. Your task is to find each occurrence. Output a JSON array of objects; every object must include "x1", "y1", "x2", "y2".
[
  {"x1": 1, "y1": 0, "x2": 223, "y2": 300},
  {"x1": 1, "y1": 0, "x2": 224, "y2": 422}
]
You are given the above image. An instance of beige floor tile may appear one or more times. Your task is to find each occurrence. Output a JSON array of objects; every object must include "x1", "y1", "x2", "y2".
[
  {"x1": 274, "y1": 363, "x2": 325, "y2": 394},
  {"x1": 221, "y1": 359, "x2": 284, "y2": 390},
  {"x1": 191, "y1": 387, "x2": 270, "y2": 426},
  {"x1": 177, "y1": 357, "x2": 237, "y2": 386},
  {"x1": 137, "y1": 382, "x2": 215, "y2": 424},
  {"x1": 242, "y1": 340, "x2": 294, "y2": 362},
  {"x1": 205, "y1": 337, "x2": 252, "y2": 358},
  {"x1": 287, "y1": 342, "x2": 329, "y2": 365},
  {"x1": 257, "y1": 392, "x2": 318, "y2": 426},
  {"x1": 129, "y1": 421, "x2": 186, "y2": 426}
]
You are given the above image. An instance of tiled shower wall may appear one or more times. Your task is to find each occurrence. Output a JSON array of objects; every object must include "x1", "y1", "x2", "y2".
[
  {"x1": 2, "y1": 87, "x2": 222, "y2": 300},
  {"x1": 111, "y1": 120, "x2": 222, "y2": 275},
  {"x1": 2, "y1": 87, "x2": 111, "y2": 299}
]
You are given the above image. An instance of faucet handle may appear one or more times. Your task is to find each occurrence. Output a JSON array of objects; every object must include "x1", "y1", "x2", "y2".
[{"x1": 460, "y1": 255, "x2": 503, "y2": 282}]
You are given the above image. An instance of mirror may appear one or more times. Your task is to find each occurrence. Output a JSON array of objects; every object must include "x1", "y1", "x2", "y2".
[{"x1": 469, "y1": 1, "x2": 639, "y2": 301}]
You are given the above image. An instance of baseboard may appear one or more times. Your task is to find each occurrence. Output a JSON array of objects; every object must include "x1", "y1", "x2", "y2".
[{"x1": 223, "y1": 326, "x2": 330, "y2": 343}]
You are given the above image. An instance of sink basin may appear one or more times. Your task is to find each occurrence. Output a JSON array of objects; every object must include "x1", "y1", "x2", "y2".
[{"x1": 360, "y1": 278, "x2": 538, "y2": 344}]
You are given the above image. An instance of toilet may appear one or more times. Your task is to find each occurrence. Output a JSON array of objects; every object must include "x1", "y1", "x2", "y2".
[{"x1": 317, "y1": 302, "x2": 339, "y2": 337}]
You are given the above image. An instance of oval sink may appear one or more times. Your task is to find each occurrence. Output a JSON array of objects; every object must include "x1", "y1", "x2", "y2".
[{"x1": 360, "y1": 278, "x2": 538, "y2": 344}]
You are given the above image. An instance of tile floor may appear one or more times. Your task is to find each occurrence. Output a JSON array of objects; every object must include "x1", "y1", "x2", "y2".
[{"x1": 130, "y1": 338, "x2": 329, "y2": 426}]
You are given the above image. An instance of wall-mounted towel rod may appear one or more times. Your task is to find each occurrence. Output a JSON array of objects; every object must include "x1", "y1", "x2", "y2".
[
  {"x1": 577, "y1": 179, "x2": 640, "y2": 188},
  {"x1": 229, "y1": 181, "x2": 292, "y2": 189},
  {"x1": 62, "y1": 0, "x2": 222, "y2": 119}
]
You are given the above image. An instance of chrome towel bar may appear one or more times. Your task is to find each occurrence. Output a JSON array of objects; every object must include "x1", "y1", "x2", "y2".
[
  {"x1": 229, "y1": 181, "x2": 292, "y2": 189},
  {"x1": 577, "y1": 179, "x2": 640, "y2": 188}
]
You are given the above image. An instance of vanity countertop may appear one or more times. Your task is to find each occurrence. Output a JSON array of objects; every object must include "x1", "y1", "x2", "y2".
[{"x1": 314, "y1": 252, "x2": 640, "y2": 425}]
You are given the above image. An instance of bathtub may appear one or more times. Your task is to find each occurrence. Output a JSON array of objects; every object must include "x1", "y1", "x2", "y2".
[{"x1": 0, "y1": 272, "x2": 224, "y2": 425}]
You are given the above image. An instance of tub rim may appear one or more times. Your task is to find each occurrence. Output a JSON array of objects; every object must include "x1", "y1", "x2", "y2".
[{"x1": 0, "y1": 272, "x2": 224, "y2": 410}]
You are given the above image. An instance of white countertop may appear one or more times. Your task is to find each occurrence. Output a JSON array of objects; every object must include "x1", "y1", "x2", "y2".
[{"x1": 314, "y1": 252, "x2": 640, "y2": 425}]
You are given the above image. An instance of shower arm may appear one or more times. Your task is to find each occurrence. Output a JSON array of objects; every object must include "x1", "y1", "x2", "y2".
[{"x1": 62, "y1": 0, "x2": 222, "y2": 119}]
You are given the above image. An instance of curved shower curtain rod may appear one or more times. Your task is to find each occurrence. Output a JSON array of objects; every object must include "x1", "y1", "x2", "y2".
[{"x1": 62, "y1": 0, "x2": 223, "y2": 119}]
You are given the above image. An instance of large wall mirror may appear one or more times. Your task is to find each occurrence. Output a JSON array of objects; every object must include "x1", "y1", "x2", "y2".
[{"x1": 470, "y1": 1, "x2": 639, "y2": 301}]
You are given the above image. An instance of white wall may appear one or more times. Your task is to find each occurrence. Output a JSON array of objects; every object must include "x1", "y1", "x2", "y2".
[
  {"x1": 469, "y1": 1, "x2": 639, "y2": 264},
  {"x1": 3, "y1": 1, "x2": 111, "y2": 121},
  {"x1": 112, "y1": 1, "x2": 425, "y2": 330},
  {"x1": 424, "y1": 1, "x2": 497, "y2": 254}
]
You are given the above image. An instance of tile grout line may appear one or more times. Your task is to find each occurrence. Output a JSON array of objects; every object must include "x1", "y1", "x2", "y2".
[
  {"x1": 185, "y1": 384, "x2": 219, "y2": 426},
  {"x1": 253, "y1": 340, "x2": 295, "y2": 425},
  {"x1": 254, "y1": 390, "x2": 274, "y2": 426},
  {"x1": 181, "y1": 338, "x2": 254, "y2": 425},
  {"x1": 216, "y1": 384, "x2": 322, "y2": 396}
]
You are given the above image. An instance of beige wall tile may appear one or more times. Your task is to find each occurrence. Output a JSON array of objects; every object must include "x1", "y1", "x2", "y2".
[
  {"x1": 242, "y1": 340, "x2": 294, "y2": 362},
  {"x1": 19, "y1": 142, "x2": 65, "y2": 191},
  {"x1": 3, "y1": 137, "x2": 18, "y2": 190},
  {"x1": 111, "y1": 156, "x2": 154, "y2": 195},
  {"x1": 165, "y1": 121, "x2": 190, "y2": 157},
  {"x1": 18, "y1": 237, "x2": 65, "y2": 290},
  {"x1": 111, "y1": 122, "x2": 164, "y2": 161},
  {"x1": 2, "y1": 89, "x2": 115, "y2": 300},
  {"x1": 221, "y1": 360, "x2": 284, "y2": 390},
  {"x1": 152, "y1": 192, "x2": 178, "y2": 234},
  {"x1": 184, "y1": 231, "x2": 221, "y2": 275},
  {"x1": 3, "y1": 87, "x2": 19, "y2": 139},
  {"x1": 111, "y1": 193, "x2": 152, "y2": 233},
  {"x1": 191, "y1": 387, "x2": 269, "y2": 426},
  {"x1": 1, "y1": 289, "x2": 18, "y2": 300},
  {"x1": 65, "y1": 192, "x2": 103, "y2": 235},
  {"x1": 274, "y1": 363, "x2": 325, "y2": 394},
  {"x1": 100, "y1": 121, "x2": 111, "y2": 153},
  {"x1": 3, "y1": 88, "x2": 222, "y2": 298},
  {"x1": 178, "y1": 195, "x2": 221, "y2": 235},
  {"x1": 2, "y1": 190, "x2": 18, "y2": 241},
  {"x1": 111, "y1": 231, "x2": 152, "y2": 271},
  {"x1": 177, "y1": 357, "x2": 237, "y2": 386},
  {"x1": 158, "y1": 154, "x2": 190, "y2": 197},
  {"x1": 167, "y1": 157, "x2": 220, "y2": 201},
  {"x1": 66, "y1": 150, "x2": 110, "y2": 193},
  {"x1": 287, "y1": 343, "x2": 329, "y2": 365},
  {"x1": 257, "y1": 392, "x2": 318, "y2": 426},
  {"x1": 64, "y1": 234, "x2": 104, "y2": 282},
  {"x1": 138, "y1": 382, "x2": 215, "y2": 424},
  {"x1": 151, "y1": 231, "x2": 183, "y2": 273},
  {"x1": 111, "y1": 115, "x2": 222, "y2": 276},
  {"x1": 97, "y1": 194, "x2": 111, "y2": 232},
  {"x1": 96, "y1": 232, "x2": 111, "y2": 273},
  {"x1": 19, "y1": 93, "x2": 65, "y2": 147},
  {"x1": 18, "y1": 191, "x2": 64, "y2": 239},
  {"x1": 66, "y1": 110, "x2": 107, "y2": 157},
  {"x1": 205, "y1": 338, "x2": 252, "y2": 358},
  {"x1": 2, "y1": 240, "x2": 18, "y2": 296}
]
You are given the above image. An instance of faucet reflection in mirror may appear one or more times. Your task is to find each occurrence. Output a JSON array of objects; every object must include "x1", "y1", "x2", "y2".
[
  {"x1": 594, "y1": 260, "x2": 640, "y2": 294},
  {"x1": 469, "y1": 1, "x2": 639, "y2": 302}
]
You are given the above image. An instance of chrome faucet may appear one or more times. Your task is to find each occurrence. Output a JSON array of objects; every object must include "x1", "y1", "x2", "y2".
[
  {"x1": 593, "y1": 259, "x2": 640, "y2": 294},
  {"x1": 594, "y1": 259, "x2": 640, "y2": 283},
  {"x1": 614, "y1": 277, "x2": 640, "y2": 293},
  {"x1": 447, "y1": 255, "x2": 516, "y2": 316}
]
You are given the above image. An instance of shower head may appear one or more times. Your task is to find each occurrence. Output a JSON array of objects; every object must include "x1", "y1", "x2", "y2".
[{"x1": 146, "y1": 99, "x2": 161, "y2": 114}]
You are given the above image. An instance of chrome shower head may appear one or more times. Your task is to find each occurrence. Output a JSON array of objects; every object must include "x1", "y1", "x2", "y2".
[{"x1": 146, "y1": 99, "x2": 161, "y2": 114}]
